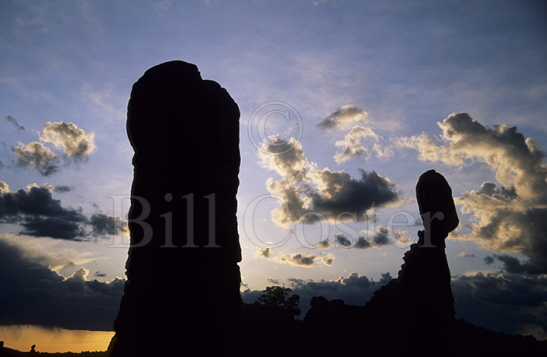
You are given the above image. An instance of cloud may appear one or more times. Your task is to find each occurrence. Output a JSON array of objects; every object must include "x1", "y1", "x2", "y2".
[
  {"x1": 10, "y1": 121, "x2": 95, "y2": 175},
  {"x1": 334, "y1": 227, "x2": 397, "y2": 249},
  {"x1": 485, "y1": 254, "x2": 541, "y2": 274},
  {"x1": 0, "y1": 183, "x2": 127, "y2": 240},
  {"x1": 333, "y1": 125, "x2": 394, "y2": 163},
  {"x1": 89, "y1": 213, "x2": 128, "y2": 237},
  {"x1": 21, "y1": 216, "x2": 87, "y2": 240},
  {"x1": 288, "y1": 272, "x2": 393, "y2": 306},
  {"x1": 316, "y1": 239, "x2": 331, "y2": 249},
  {"x1": 333, "y1": 126, "x2": 377, "y2": 163},
  {"x1": 259, "y1": 137, "x2": 402, "y2": 228},
  {"x1": 401, "y1": 113, "x2": 547, "y2": 274},
  {"x1": 0, "y1": 181, "x2": 9, "y2": 194},
  {"x1": 40, "y1": 121, "x2": 96, "y2": 161},
  {"x1": 12, "y1": 142, "x2": 59, "y2": 176},
  {"x1": 317, "y1": 105, "x2": 369, "y2": 130},
  {"x1": 456, "y1": 252, "x2": 475, "y2": 258},
  {"x1": 316, "y1": 105, "x2": 393, "y2": 163},
  {"x1": 266, "y1": 277, "x2": 281, "y2": 285},
  {"x1": 0, "y1": 184, "x2": 86, "y2": 239},
  {"x1": 257, "y1": 247, "x2": 271, "y2": 258},
  {"x1": 242, "y1": 272, "x2": 393, "y2": 317},
  {"x1": 273, "y1": 253, "x2": 335, "y2": 268},
  {"x1": 5, "y1": 115, "x2": 25, "y2": 131},
  {"x1": 400, "y1": 113, "x2": 547, "y2": 201},
  {"x1": 366, "y1": 226, "x2": 393, "y2": 247},
  {"x1": 452, "y1": 272, "x2": 547, "y2": 339},
  {"x1": 54, "y1": 185, "x2": 73, "y2": 193},
  {"x1": 0, "y1": 237, "x2": 124, "y2": 330},
  {"x1": 334, "y1": 233, "x2": 352, "y2": 248},
  {"x1": 0, "y1": 233, "x2": 95, "y2": 272},
  {"x1": 353, "y1": 237, "x2": 373, "y2": 249},
  {"x1": 321, "y1": 253, "x2": 335, "y2": 266}
]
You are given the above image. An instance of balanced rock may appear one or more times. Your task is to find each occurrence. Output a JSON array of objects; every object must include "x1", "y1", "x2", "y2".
[{"x1": 362, "y1": 169, "x2": 458, "y2": 354}]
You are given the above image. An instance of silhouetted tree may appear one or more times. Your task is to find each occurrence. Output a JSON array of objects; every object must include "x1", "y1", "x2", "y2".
[{"x1": 255, "y1": 286, "x2": 300, "y2": 319}]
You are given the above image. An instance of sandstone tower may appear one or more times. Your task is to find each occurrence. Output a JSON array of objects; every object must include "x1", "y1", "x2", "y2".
[{"x1": 108, "y1": 61, "x2": 241, "y2": 356}]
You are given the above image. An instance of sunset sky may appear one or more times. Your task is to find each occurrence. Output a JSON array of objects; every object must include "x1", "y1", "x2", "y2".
[{"x1": 1, "y1": 0, "x2": 547, "y2": 352}]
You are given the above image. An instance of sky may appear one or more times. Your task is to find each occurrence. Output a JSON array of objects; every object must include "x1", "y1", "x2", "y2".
[{"x1": 1, "y1": 0, "x2": 547, "y2": 352}]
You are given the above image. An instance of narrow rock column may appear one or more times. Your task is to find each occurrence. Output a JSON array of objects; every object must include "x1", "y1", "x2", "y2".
[{"x1": 108, "y1": 61, "x2": 241, "y2": 356}]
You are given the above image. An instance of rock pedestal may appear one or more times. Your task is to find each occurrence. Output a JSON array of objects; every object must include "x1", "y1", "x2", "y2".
[
  {"x1": 363, "y1": 170, "x2": 459, "y2": 354},
  {"x1": 108, "y1": 61, "x2": 241, "y2": 356}
]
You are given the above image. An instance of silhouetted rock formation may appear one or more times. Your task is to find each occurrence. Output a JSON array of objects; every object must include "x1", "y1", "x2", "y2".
[
  {"x1": 108, "y1": 61, "x2": 241, "y2": 356},
  {"x1": 300, "y1": 170, "x2": 459, "y2": 355},
  {"x1": 363, "y1": 170, "x2": 458, "y2": 354}
]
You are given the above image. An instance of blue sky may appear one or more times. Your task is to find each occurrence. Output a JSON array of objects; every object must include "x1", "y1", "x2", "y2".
[{"x1": 1, "y1": 0, "x2": 547, "y2": 351}]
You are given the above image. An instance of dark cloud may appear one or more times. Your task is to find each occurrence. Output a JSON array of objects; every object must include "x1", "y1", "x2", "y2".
[
  {"x1": 21, "y1": 216, "x2": 86, "y2": 240},
  {"x1": 335, "y1": 233, "x2": 352, "y2": 248},
  {"x1": 276, "y1": 253, "x2": 314, "y2": 267},
  {"x1": 242, "y1": 272, "x2": 393, "y2": 317},
  {"x1": 367, "y1": 227, "x2": 393, "y2": 247},
  {"x1": 452, "y1": 272, "x2": 547, "y2": 338},
  {"x1": 0, "y1": 238, "x2": 124, "y2": 330},
  {"x1": 89, "y1": 213, "x2": 128, "y2": 237},
  {"x1": 316, "y1": 239, "x2": 331, "y2": 249},
  {"x1": 259, "y1": 137, "x2": 402, "y2": 227},
  {"x1": 470, "y1": 206, "x2": 547, "y2": 274},
  {"x1": 273, "y1": 252, "x2": 335, "y2": 267},
  {"x1": 354, "y1": 237, "x2": 373, "y2": 249},
  {"x1": 5, "y1": 115, "x2": 25, "y2": 131},
  {"x1": 0, "y1": 183, "x2": 127, "y2": 240},
  {"x1": 334, "y1": 228, "x2": 397, "y2": 250},
  {"x1": 257, "y1": 248, "x2": 337, "y2": 267},
  {"x1": 317, "y1": 105, "x2": 368, "y2": 130},
  {"x1": 266, "y1": 278, "x2": 281, "y2": 285},
  {"x1": 257, "y1": 247, "x2": 271, "y2": 258},
  {"x1": 0, "y1": 184, "x2": 86, "y2": 239},
  {"x1": 485, "y1": 254, "x2": 544, "y2": 275},
  {"x1": 308, "y1": 169, "x2": 401, "y2": 222},
  {"x1": 12, "y1": 142, "x2": 59, "y2": 176},
  {"x1": 54, "y1": 185, "x2": 73, "y2": 193}
]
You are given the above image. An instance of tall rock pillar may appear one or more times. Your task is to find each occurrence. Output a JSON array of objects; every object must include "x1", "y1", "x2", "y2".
[
  {"x1": 364, "y1": 169, "x2": 459, "y2": 355},
  {"x1": 108, "y1": 61, "x2": 241, "y2": 356}
]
